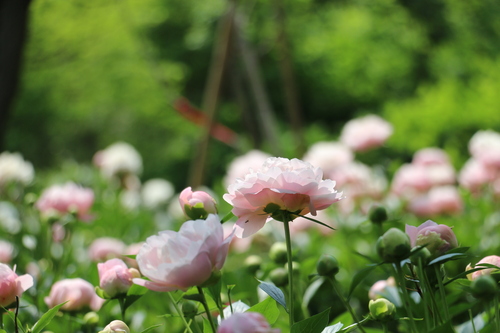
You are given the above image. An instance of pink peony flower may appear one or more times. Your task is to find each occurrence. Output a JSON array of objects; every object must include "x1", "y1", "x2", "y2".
[
  {"x1": 0, "y1": 264, "x2": 33, "y2": 307},
  {"x1": 467, "y1": 255, "x2": 500, "y2": 281},
  {"x1": 217, "y1": 312, "x2": 280, "y2": 333},
  {"x1": 340, "y1": 114, "x2": 393, "y2": 152},
  {"x1": 412, "y1": 148, "x2": 450, "y2": 166},
  {"x1": 368, "y1": 276, "x2": 396, "y2": 300},
  {"x1": 224, "y1": 150, "x2": 272, "y2": 188},
  {"x1": 179, "y1": 187, "x2": 218, "y2": 219},
  {"x1": 88, "y1": 237, "x2": 127, "y2": 262},
  {"x1": 391, "y1": 164, "x2": 455, "y2": 198},
  {"x1": 44, "y1": 278, "x2": 104, "y2": 311},
  {"x1": 302, "y1": 141, "x2": 353, "y2": 174},
  {"x1": 98, "y1": 259, "x2": 140, "y2": 298},
  {"x1": 223, "y1": 157, "x2": 343, "y2": 238},
  {"x1": 35, "y1": 182, "x2": 94, "y2": 220},
  {"x1": 408, "y1": 186, "x2": 463, "y2": 217},
  {"x1": 405, "y1": 220, "x2": 458, "y2": 256},
  {"x1": 468, "y1": 130, "x2": 500, "y2": 168},
  {"x1": 458, "y1": 158, "x2": 497, "y2": 194},
  {"x1": 133, "y1": 214, "x2": 232, "y2": 292},
  {"x1": 0, "y1": 240, "x2": 14, "y2": 263},
  {"x1": 99, "y1": 320, "x2": 130, "y2": 333}
]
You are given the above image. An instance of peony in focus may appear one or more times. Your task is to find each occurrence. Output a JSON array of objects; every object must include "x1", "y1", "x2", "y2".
[
  {"x1": 35, "y1": 182, "x2": 94, "y2": 220},
  {"x1": 405, "y1": 220, "x2": 458, "y2": 257},
  {"x1": 217, "y1": 312, "x2": 280, "y2": 333},
  {"x1": 340, "y1": 114, "x2": 393, "y2": 152},
  {"x1": 98, "y1": 259, "x2": 140, "y2": 298},
  {"x1": 467, "y1": 255, "x2": 500, "y2": 281},
  {"x1": 224, "y1": 157, "x2": 343, "y2": 238},
  {"x1": 45, "y1": 278, "x2": 104, "y2": 311},
  {"x1": 179, "y1": 187, "x2": 218, "y2": 219},
  {"x1": 0, "y1": 264, "x2": 33, "y2": 307},
  {"x1": 0, "y1": 152, "x2": 34, "y2": 187},
  {"x1": 133, "y1": 214, "x2": 232, "y2": 292}
]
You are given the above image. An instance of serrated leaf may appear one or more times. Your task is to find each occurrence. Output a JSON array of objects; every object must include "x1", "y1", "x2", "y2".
[
  {"x1": 347, "y1": 263, "x2": 381, "y2": 300},
  {"x1": 291, "y1": 308, "x2": 330, "y2": 333},
  {"x1": 31, "y1": 301, "x2": 68, "y2": 333},
  {"x1": 428, "y1": 253, "x2": 467, "y2": 266},
  {"x1": 257, "y1": 280, "x2": 287, "y2": 310},
  {"x1": 139, "y1": 324, "x2": 163, "y2": 333},
  {"x1": 246, "y1": 297, "x2": 279, "y2": 324}
]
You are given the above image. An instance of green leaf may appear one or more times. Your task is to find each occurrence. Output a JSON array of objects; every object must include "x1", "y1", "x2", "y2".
[
  {"x1": 322, "y1": 322, "x2": 344, "y2": 333},
  {"x1": 428, "y1": 253, "x2": 467, "y2": 266},
  {"x1": 31, "y1": 301, "x2": 69, "y2": 333},
  {"x1": 347, "y1": 263, "x2": 382, "y2": 300},
  {"x1": 428, "y1": 320, "x2": 454, "y2": 333},
  {"x1": 207, "y1": 277, "x2": 223, "y2": 308},
  {"x1": 291, "y1": 308, "x2": 330, "y2": 333},
  {"x1": 139, "y1": 324, "x2": 163, "y2": 333},
  {"x1": 183, "y1": 294, "x2": 205, "y2": 303},
  {"x1": 123, "y1": 284, "x2": 149, "y2": 311},
  {"x1": 246, "y1": 297, "x2": 280, "y2": 324},
  {"x1": 445, "y1": 247, "x2": 470, "y2": 254},
  {"x1": 257, "y1": 280, "x2": 287, "y2": 310}
]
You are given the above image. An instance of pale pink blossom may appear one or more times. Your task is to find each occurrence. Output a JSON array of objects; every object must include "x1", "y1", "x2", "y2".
[
  {"x1": 0, "y1": 264, "x2": 33, "y2": 307},
  {"x1": 51, "y1": 223, "x2": 66, "y2": 243},
  {"x1": 217, "y1": 312, "x2": 280, "y2": 333},
  {"x1": 35, "y1": 182, "x2": 94, "y2": 220},
  {"x1": 100, "y1": 320, "x2": 130, "y2": 333},
  {"x1": 391, "y1": 164, "x2": 455, "y2": 198},
  {"x1": 408, "y1": 186, "x2": 463, "y2": 217},
  {"x1": 224, "y1": 150, "x2": 272, "y2": 188},
  {"x1": 330, "y1": 162, "x2": 386, "y2": 200},
  {"x1": 340, "y1": 114, "x2": 393, "y2": 152},
  {"x1": 93, "y1": 142, "x2": 142, "y2": 179},
  {"x1": 459, "y1": 158, "x2": 497, "y2": 194},
  {"x1": 224, "y1": 157, "x2": 343, "y2": 238},
  {"x1": 88, "y1": 237, "x2": 126, "y2": 262},
  {"x1": 0, "y1": 152, "x2": 34, "y2": 187},
  {"x1": 179, "y1": 187, "x2": 218, "y2": 219},
  {"x1": 44, "y1": 278, "x2": 104, "y2": 311},
  {"x1": 222, "y1": 222, "x2": 253, "y2": 253},
  {"x1": 0, "y1": 240, "x2": 14, "y2": 263},
  {"x1": 98, "y1": 259, "x2": 140, "y2": 297},
  {"x1": 369, "y1": 277, "x2": 396, "y2": 300},
  {"x1": 468, "y1": 130, "x2": 500, "y2": 168},
  {"x1": 133, "y1": 214, "x2": 232, "y2": 292},
  {"x1": 405, "y1": 220, "x2": 458, "y2": 256},
  {"x1": 302, "y1": 142, "x2": 353, "y2": 174},
  {"x1": 413, "y1": 148, "x2": 450, "y2": 166},
  {"x1": 467, "y1": 255, "x2": 500, "y2": 281}
]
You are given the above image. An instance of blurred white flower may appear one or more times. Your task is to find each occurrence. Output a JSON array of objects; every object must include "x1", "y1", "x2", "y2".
[
  {"x1": 469, "y1": 130, "x2": 500, "y2": 168},
  {"x1": 0, "y1": 202, "x2": 21, "y2": 234},
  {"x1": 224, "y1": 150, "x2": 271, "y2": 188},
  {"x1": 93, "y1": 142, "x2": 142, "y2": 180},
  {"x1": 141, "y1": 178, "x2": 174, "y2": 209},
  {"x1": 0, "y1": 152, "x2": 34, "y2": 187},
  {"x1": 302, "y1": 141, "x2": 353, "y2": 174}
]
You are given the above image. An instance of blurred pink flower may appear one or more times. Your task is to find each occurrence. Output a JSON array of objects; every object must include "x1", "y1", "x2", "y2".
[
  {"x1": 0, "y1": 264, "x2": 33, "y2": 307},
  {"x1": 302, "y1": 141, "x2": 353, "y2": 174},
  {"x1": 217, "y1": 312, "x2": 280, "y2": 333},
  {"x1": 45, "y1": 278, "x2": 104, "y2": 311},
  {"x1": 391, "y1": 164, "x2": 455, "y2": 198},
  {"x1": 467, "y1": 255, "x2": 500, "y2": 281},
  {"x1": 124, "y1": 242, "x2": 144, "y2": 269},
  {"x1": 35, "y1": 182, "x2": 94, "y2": 220},
  {"x1": 340, "y1": 114, "x2": 393, "y2": 152},
  {"x1": 408, "y1": 186, "x2": 463, "y2": 217},
  {"x1": 405, "y1": 220, "x2": 458, "y2": 256},
  {"x1": 459, "y1": 158, "x2": 497, "y2": 194},
  {"x1": 368, "y1": 276, "x2": 396, "y2": 300},
  {"x1": 469, "y1": 130, "x2": 500, "y2": 168},
  {"x1": 222, "y1": 222, "x2": 253, "y2": 253},
  {"x1": 179, "y1": 187, "x2": 218, "y2": 219},
  {"x1": 98, "y1": 259, "x2": 140, "y2": 298},
  {"x1": 224, "y1": 150, "x2": 272, "y2": 188},
  {"x1": 224, "y1": 157, "x2": 343, "y2": 238},
  {"x1": 0, "y1": 240, "x2": 14, "y2": 263},
  {"x1": 413, "y1": 148, "x2": 450, "y2": 166},
  {"x1": 88, "y1": 237, "x2": 126, "y2": 262},
  {"x1": 133, "y1": 214, "x2": 232, "y2": 292}
]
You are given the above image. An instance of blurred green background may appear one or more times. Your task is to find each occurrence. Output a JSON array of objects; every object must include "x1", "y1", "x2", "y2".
[{"x1": 4, "y1": 0, "x2": 500, "y2": 188}]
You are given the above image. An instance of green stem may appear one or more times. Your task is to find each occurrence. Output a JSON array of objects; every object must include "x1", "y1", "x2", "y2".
[
  {"x1": 339, "y1": 317, "x2": 371, "y2": 333},
  {"x1": 328, "y1": 277, "x2": 367, "y2": 333},
  {"x1": 0, "y1": 311, "x2": 3, "y2": 329},
  {"x1": 417, "y1": 261, "x2": 433, "y2": 330},
  {"x1": 469, "y1": 309, "x2": 477, "y2": 333},
  {"x1": 197, "y1": 287, "x2": 217, "y2": 333},
  {"x1": 394, "y1": 263, "x2": 418, "y2": 333},
  {"x1": 382, "y1": 323, "x2": 389, "y2": 333},
  {"x1": 283, "y1": 220, "x2": 295, "y2": 328},
  {"x1": 118, "y1": 297, "x2": 126, "y2": 321},
  {"x1": 494, "y1": 296, "x2": 500, "y2": 333},
  {"x1": 166, "y1": 292, "x2": 195, "y2": 333},
  {"x1": 433, "y1": 264, "x2": 450, "y2": 322}
]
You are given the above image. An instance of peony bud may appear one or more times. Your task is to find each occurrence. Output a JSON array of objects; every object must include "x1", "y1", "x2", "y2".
[
  {"x1": 316, "y1": 254, "x2": 339, "y2": 277},
  {"x1": 467, "y1": 255, "x2": 500, "y2": 281},
  {"x1": 369, "y1": 205, "x2": 388, "y2": 225},
  {"x1": 179, "y1": 187, "x2": 218, "y2": 220},
  {"x1": 405, "y1": 220, "x2": 458, "y2": 258},
  {"x1": 182, "y1": 300, "x2": 198, "y2": 318},
  {"x1": 376, "y1": 228, "x2": 411, "y2": 263},
  {"x1": 471, "y1": 275, "x2": 498, "y2": 300},
  {"x1": 99, "y1": 320, "x2": 130, "y2": 333},
  {"x1": 83, "y1": 312, "x2": 99, "y2": 326},
  {"x1": 270, "y1": 268, "x2": 288, "y2": 287},
  {"x1": 244, "y1": 255, "x2": 262, "y2": 274},
  {"x1": 98, "y1": 259, "x2": 138, "y2": 298},
  {"x1": 269, "y1": 242, "x2": 288, "y2": 264},
  {"x1": 369, "y1": 298, "x2": 396, "y2": 322}
]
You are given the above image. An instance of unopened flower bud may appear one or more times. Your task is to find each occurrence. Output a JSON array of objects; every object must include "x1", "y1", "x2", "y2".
[
  {"x1": 471, "y1": 275, "x2": 498, "y2": 300},
  {"x1": 316, "y1": 254, "x2": 339, "y2": 277},
  {"x1": 99, "y1": 320, "x2": 130, "y2": 333},
  {"x1": 179, "y1": 187, "x2": 217, "y2": 220},
  {"x1": 269, "y1": 242, "x2": 288, "y2": 264},
  {"x1": 369, "y1": 298, "x2": 396, "y2": 322},
  {"x1": 376, "y1": 228, "x2": 411, "y2": 263},
  {"x1": 405, "y1": 221, "x2": 458, "y2": 258},
  {"x1": 270, "y1": 267, "x2": 288, "y2": 287},
  {"x1": 410, "y1": 247, "x2": 432, "y2": 266},
  {"x1": 182, "y1": 300, "x2": 198, "y2": 318},
  {"x1": 369, "y1": 205, "x2": 388, "y2": 225},
  {"x1": 83, "y1": 312, "x2": 99, "y2": 326},
  {"x1": 244, "y1": 255, "x2": 262, "y2": 274}
]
